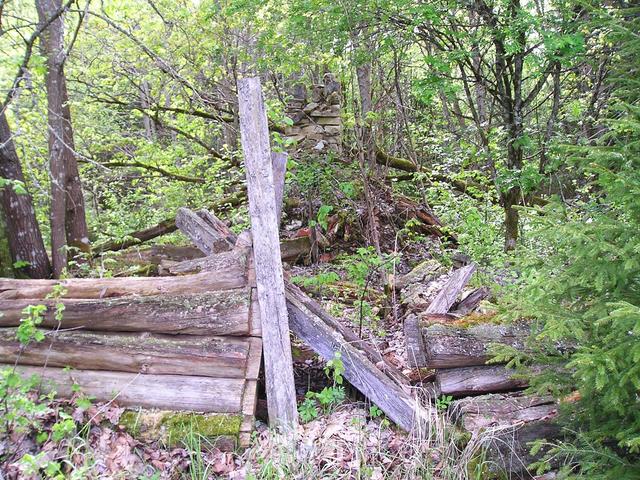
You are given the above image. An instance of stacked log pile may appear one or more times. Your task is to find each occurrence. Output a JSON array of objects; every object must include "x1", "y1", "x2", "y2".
[
  {"x1": 0, "y1": 248, "x2": 262, "y2": 447},
  {"x1": 400, "y1": 262, "x2": 561, "y2": 478}
]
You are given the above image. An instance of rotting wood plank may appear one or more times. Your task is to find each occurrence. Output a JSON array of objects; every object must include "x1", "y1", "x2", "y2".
[
  {"x1": 286, "y1": 285, "x2": 427, "y2": 431},
  {"x1": 425, "y1": 264, "x2": 476, "y2": 314},
  {"x1": 175, "y1": 208, "x2": 234, "y2": 256},
  {"x1": 12, "y1": 365, "x2": 245, "y2": 412},
  {"x1": 451, "y1": 286, "x2": 490, "y2": 316},
  {"x1": 0, "y1": 329, "x2": 250, "y2": 378},
  {"x1": 0, "y1": 250, "x2": 247, "y2": 299},
  {"x1": 422, "y1": 322, "x2": 530, "y2": 368},
  {"x1": 436, "y1": 365, "x2": 530, "y2": 397},
  {"x1": 0, "y1": 289, "x2": 253, "y2": 335},
  {"x1": 238, "y1": 76, "x2": 298, "y2": 428},
  {"x1": 404, "y1": 313, "x2": 427, "y2": 368}
]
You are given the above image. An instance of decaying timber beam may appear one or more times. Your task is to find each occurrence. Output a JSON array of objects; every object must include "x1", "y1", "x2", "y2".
[
  {"x1": 0, "y1": 329, "x2": 250, "y2": 377},
  {"x1": 11, "y1": 365, "x2": 244, "y2": 413},
  {"x1": 436, "y1": 365, "x2": 530, "y2": 397},
  {"x1": 287, "y1": 284, "x2": 424, "y2": 430},
  {"x1": 422, "y1": 322, "x2": 530, "y2": 369},
  {"x1": 0, "y1": 250, "x2": 247, "y2": 299},
  {"x1": 0, "y1": 288, "x2": 253, "y2": 335},
  {"x1": 425, "y1": 264, "x2": 476, "y2": 315},
  {"x1": 450, "y1": 286, "x2": 490, "y2": 316},
  {"x1": 93, "y1": 190, "x2": 246, "y2": 255}
]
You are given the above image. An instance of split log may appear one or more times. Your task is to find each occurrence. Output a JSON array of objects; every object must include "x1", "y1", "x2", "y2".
[
  {"x1": 404, "y1": 314, "x2": 427, "y2": 368},
  {"x1": 167, "y1": 236, "x2": 311, "y2": 275},
  {"x1": 176, "y1": 208, "x2": 235, "y2": 256},
  {"x1": 0, "y1": 329, "x2": 250, "y2": 377},
  {"x1": 425, "y1": 264, "x2": 476, "y2": 314},
  {"x1": 436, "y1": 365, "x2": 529, "y2": 397},
  {"x1": 0, "y1": 288, "x2": 253, "y2": 335},
  {"x1": 92, "y1": 191, "x2": 246, "y2": 255},
  {"x1": 12, "y1": 365, "x2": 244, "y2": 412},
  {"x1": 422, "y1": 322, "x2": 530, "y2": 368},
  {"x1": 452, "y1": 393, "x2": 560, "y2": 478},
  {"x1": 450, "y1": 286, "x2": 490, "y2": 316},
  {"x1": 0, "y1": 250, "x2": 247, "y2": 299}
]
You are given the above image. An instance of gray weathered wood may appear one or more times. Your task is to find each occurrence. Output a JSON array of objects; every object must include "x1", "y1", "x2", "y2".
[
  {"x1": 426, "y1": 264, "x2": 476, "y2": 314},
  {"x1": 12, "y1": 365, "x2": 245, "y2": 412},
  {"x1": 404, "y1": 314, "x2": 427, "y2": 368},
  {"x1": 271, "y1": 152, "x2": 287, "y2": 225},
  {"x1": 0, "y1": 289, "x2": 252, "y2": 335},
  {"x1": 175, "y1": 208, "x2": 234, "y2": 255},
  {"x1": 0, "y1": 250, "x2": 247, "y2": 299},
  {"x1": 196, "y1": 209, "x2": 237, "y2": 248},
  {"x1": 238, "y1": 76, "x2": 298, "y2": 427},
  {"x1": 436, "y1": 365, "x2": 529, "y2": 397},
  {"x1": 451, "y1": 393, "x2": 560, "y2": 478},
  {"x1": 286, "y1": 284, "x2": 428, "y2": 431},
  {"x1": 451, "y1": 286, "x2": 490, "y2": 316},
  {"x1": 0, "y1": 329, "x2": 250, "y2": 377},
  {"x1": 423, "y1": 322, "x2": 530, "y2": 368}
]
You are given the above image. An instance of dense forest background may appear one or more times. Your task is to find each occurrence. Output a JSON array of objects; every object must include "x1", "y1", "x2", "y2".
[{"x1": 1, "y1": 0, "x2": 639, "y2": 478}]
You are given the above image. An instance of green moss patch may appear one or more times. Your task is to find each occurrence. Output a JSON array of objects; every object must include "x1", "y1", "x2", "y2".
[{"x1": 120, "y1": 409, "x2": 243, "y2": 446}]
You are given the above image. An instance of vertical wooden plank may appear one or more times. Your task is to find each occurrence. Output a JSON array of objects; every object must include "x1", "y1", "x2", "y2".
[
  {"x1": 237, "y1": 76, "x2": 298, "y2": 428},
  {"x1": 271, "y1": 152, "x2": 287, "y2": 225}
]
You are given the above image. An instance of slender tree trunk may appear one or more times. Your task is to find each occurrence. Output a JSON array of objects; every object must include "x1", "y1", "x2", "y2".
[
  {"x1": 356, "y1": 62, "x2": 375, "y2": 168},
  {"x1": 0, "y1": 209, "x2": 14, "y2": 277},
  {"x1": 60, "y1": 77, "x2": 90, "y2": 256},
  {"x1": 0, "y1": 112, "x2": 51, "y2": 278},
  {"x1": 37, "y1": 0, "x2": 68, "y2": 277}
]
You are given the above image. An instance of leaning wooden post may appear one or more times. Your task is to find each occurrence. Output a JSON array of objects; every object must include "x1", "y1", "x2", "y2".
[{"x1": 237, "y1": 77, "x2": 298, "y2": 428}]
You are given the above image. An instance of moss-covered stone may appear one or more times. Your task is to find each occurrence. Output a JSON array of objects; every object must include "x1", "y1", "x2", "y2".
[{"x1": 119, "y1": 409, "x2": 243, "y2": 446}]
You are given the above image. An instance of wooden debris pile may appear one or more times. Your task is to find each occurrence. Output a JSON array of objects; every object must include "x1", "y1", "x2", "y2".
[{"x1": 399, "y1": 260, "x2": 561, "y2": 478}]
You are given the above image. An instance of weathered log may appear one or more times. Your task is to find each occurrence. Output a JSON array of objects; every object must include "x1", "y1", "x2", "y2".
[
  {"x1": 0, "y1": 329, "x2": 250, "y2": 377},
  {"x1": 92, "y1": 191, "x2": 246, "y2": 255},
  {"x1": 12, "y1": 365, "x2": 244, "y2": 412},
  {"x1": 176, "y1": 208, "x2": 235, "y2": 256},
  {"x1": 436, "y1": 365, "x2": 529, "y2": 397},
  {"x1": 0, "y1": 250, "x2": 247, "y2": 299},
  {"x1": 422, "y1": 322, "x2": 530, "y2": 368},
  {"x1": 107, "y1": 245, "x2": 205, "y2": 276},
  {"x1": 404, "y1": 314, "x2": 427, "y2": 368},
  {"x1": 0, "y1": 288, "x2": 252, "y2": 335},
  {"x1": 167, "y1": 236, "x2": 311, "y2": 275},
  {"x1": 450, "y1": 286, "x2": 490, "y2": 316},
  {"x1": 452, "y1": 393, "x2": 560, "y2": 478},
  {"x1": 426, "y1": 264, "x2": 476, "y2": 314}
]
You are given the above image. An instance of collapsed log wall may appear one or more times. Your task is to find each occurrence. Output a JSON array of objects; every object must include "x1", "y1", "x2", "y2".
[{"x1": 0, "y1": 247, "x2": 262, "y2": 447}]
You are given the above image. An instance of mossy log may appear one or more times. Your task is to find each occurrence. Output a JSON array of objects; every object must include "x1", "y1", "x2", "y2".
[
  {"x1": 421, "y1": 322, "x2": 530, "y2": 368},
  {"x1": 12, "y1": 365, "x2": 245, "y2": 412},
  {"x1": 0, "y1": 288, "x2": 253, "y2": 335},
  {"x1": 451, "y1": 393, "x2": 560, "y2": 478},
  {"x1": 119, "y1": 409, "x2": 243, "y2": 449},
  {"x1": 0, "y1": 329, "x2": 256, "y2": 377},
  {"x1": 436, "y1": 365, "x2": 530, "y2": 397},
  {"x1": 0, "y1": 250, "x2": 247, "y2": 299}
]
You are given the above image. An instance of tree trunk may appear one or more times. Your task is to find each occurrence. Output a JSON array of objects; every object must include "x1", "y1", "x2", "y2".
[
  {"x1": 37, "y1": 0, "x2": 68, "y2": 277},
  {"x1": 60, "y1": 77, "x2": 90, "y2": 256},
  {"x1": 0, "y1": 112, "x2": 51, "y2": 278},
  {"x1": 0, "y1": 208, "x2": 14, "y2": 277}
]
